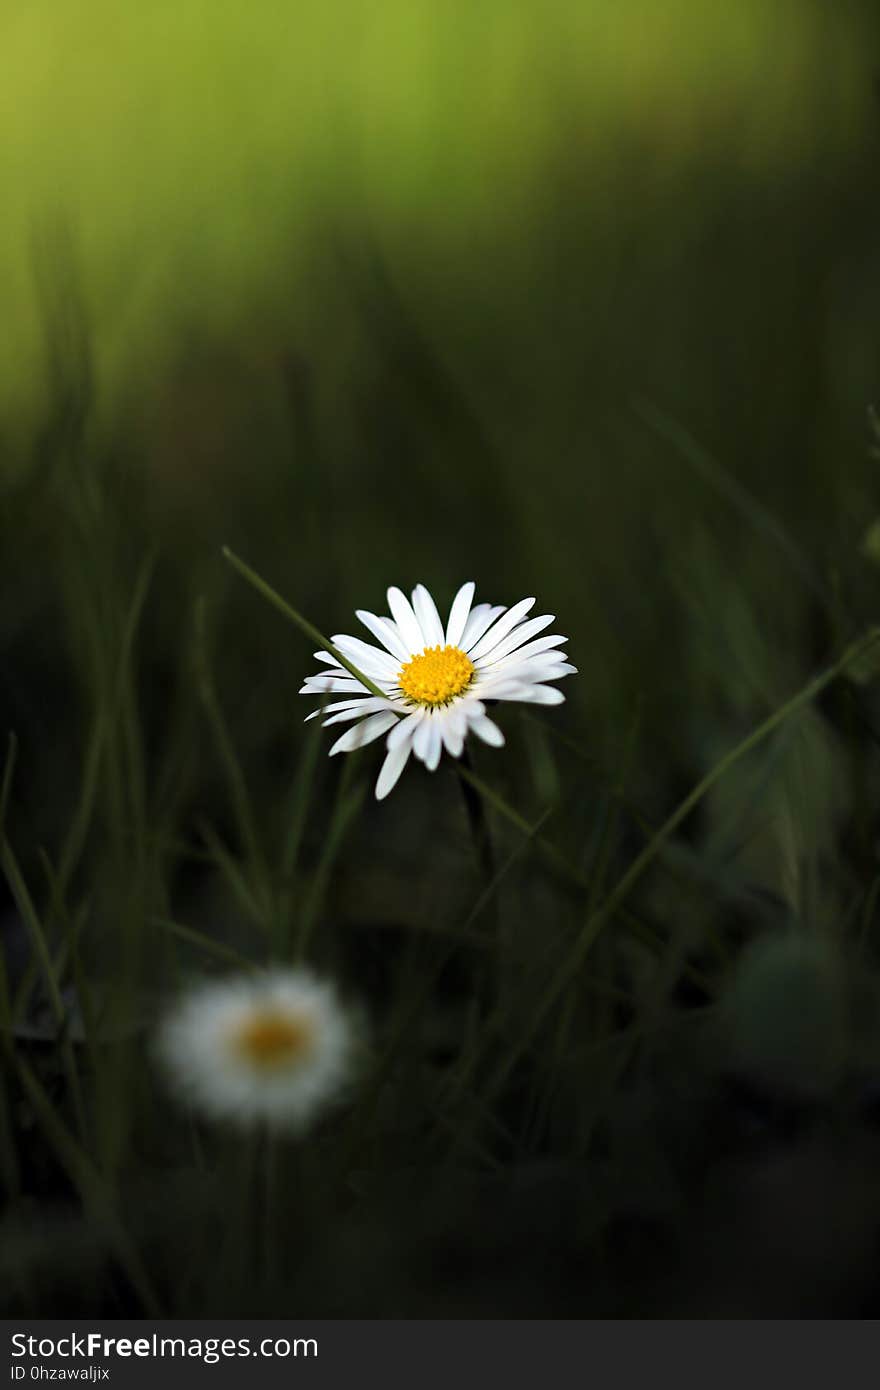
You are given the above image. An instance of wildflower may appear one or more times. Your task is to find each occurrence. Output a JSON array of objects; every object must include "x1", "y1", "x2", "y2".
[
  {"x1": 155, "y1": 969, "x2": 355, "y2": 1130},
  {"x1": 300, "y1": 582, "x2": 575, "y2": 798}
]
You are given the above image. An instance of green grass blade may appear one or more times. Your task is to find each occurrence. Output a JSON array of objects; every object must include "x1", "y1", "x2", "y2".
[
  {"x1": 222, "y1": 547, "x2": 388, "y2": 700},
  {"x1": 153, "y1": 916, "x2": 257, "y2": 971},
  {"x1": 3, "y1": 837, "x2": 88, "y2": 1140},
  {"x1": 0, "y1": 732, "x2": 17, "y2": 837},
  {"x1": 296, "y1": 775, "x2": 366, "y2": 958},
  {"x1": 488, "y1": 626, "x2": 880, "y2": 1095},
  {"x1": 3, "y1": 837, "x2": 67, "y2": 1029},
  {"x1": 194, "y1": 597, "x2": 273, "y2": 919},
  {"x1": 455, "y1": 764, "x2": 588, "y2": 891},
  {"x1": 634, "y1": 397, "x2": 835, "y2": 616},
  {"x1": 197, "y1": 819, "x2": 270, "y2": 931},
  {"x1": 16, "y1": 1056, "x2": 163, "y2": 1316}
]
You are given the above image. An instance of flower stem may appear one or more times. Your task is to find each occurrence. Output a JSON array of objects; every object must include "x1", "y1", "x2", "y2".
[
  {"x1": 456, "y1": 750, "x2": 502, "y2": 1010},
  {"x1": 261, "y1": 1128, "x2": 278, "y2": 1289},
  {"x1": 457, "y1": 749, "x2": 495, "y2": 883}
]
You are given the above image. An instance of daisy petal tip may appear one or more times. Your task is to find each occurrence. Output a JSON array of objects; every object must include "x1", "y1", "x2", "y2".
[{"x1": 374, "y1": 766, "x2": 398, "y2": 800}]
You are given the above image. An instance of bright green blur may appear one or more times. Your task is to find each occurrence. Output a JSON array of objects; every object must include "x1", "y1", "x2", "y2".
[{"x1": 0, "y1": 0, "x2": 872, "y2": 422}]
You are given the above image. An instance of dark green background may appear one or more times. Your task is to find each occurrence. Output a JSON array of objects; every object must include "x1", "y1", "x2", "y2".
[{"x1": 3, "y1": 0, "x2": 880, "y2": 1317}]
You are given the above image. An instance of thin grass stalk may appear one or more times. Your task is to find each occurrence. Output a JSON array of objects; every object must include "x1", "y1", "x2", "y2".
[
  {"x1": 16, "y1": 1056, "x2": 163, "y2": 1316},
  {"x1": 194, "y1": 597, "x2": 274, "y2": 923},
  {"x1": 2, "y1": 837, "x2": 87, "y2": 1141},
  {"x1": 487, "y1": 626, "x2": 880, "y2": 1097},
  {"x1": 222, "y1": 548, "x2": 387, "y2": 699}
]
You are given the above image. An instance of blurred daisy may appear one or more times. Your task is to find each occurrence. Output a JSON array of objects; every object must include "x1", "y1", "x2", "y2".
[
  {"x1": 300, "y1": 582, "x2": 575, "y2": 799},
  {"x1": 156, "y1": 969, "x2": 355, "y2": 1131}
]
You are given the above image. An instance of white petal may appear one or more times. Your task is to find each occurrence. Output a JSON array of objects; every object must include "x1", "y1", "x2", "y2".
[
  {"x1": 375, "y1": 740, "x2": 413, "y2": 800},
  {"x1": 303, "y1": 664, "x2": 348, "y2": 680},
  {"x1": 469, "y1": 714, "x2": 505, "y2": 747},
  {"x1": 521, "y1": 684, "x2": 566, "y2": 705},
  {"x1": 329, "y1": 711, "x2": 399, "y2": 755},
  {"x1": 300, "y1": 677, "x2": 371, "y2": 694},
  {"x1": 438, "y1": 705, "x2": 467, "y2": 757},
  {"x1": 356, "y1": 610, "x2": 410, "y2": 661},
  {"x1": 526, "y1": 662, "x2": 568, "y2": 683},
  {"x1": 482, "y1": 633, "x2": 567, "y2": 665},
  {"x1": 305, "y1": 697, "x2": 390, "y2": 722},
  {"x1": 387, "y1": 709, "x2": 425, "y2": 751},
  {"x1": 497, "y1": 649, "x2": 571, "y2": 670},
  {"x1": 413, "y1": 715, "x2": 432, "y2": 762},
  {"x1": 489, "y1": 681, "x2": 566, "y2": 705},
  {"x1": 458, "y1": 697, "x2": 485, "y2": 719},
  {"x1": 526, "y1": 684, "x2": 566, "y2": 704},
  {"x1": 425, "y1": 720, "x2": 442, "y2": 770},
  {"x1": 467, "y1": 597, "x2": 537, "y2": 661},
  {"x1": 411, "y1": 584, "x2": 445, "y2": 647},
  {"x1": 474, "y1": 614, "x2": 555, "y2": 666},
  {"x1": 479, "y1": 655, "x2": 575, "y2": 686},
  {"x1": 330, "y1": 634, "x2": 401, "y2": 680},
  {"x1": 445, "y1": 581, "x2": 475, "y2": 647},
  {"x1": 387, "y1": 587, "x2": 425, "y2": 654},
  {"x1": 488, "y1": 666, "x2": 573, "y2": 688},
  {"x1": 461, "y1": 603, "x2": 505, "y2": 651},
  {"x1": 322, "y1": 703, "x2": 396, "y2": 727},
  {"x1": 413, "y1": 713, "x2": 443, "y2": 770}
]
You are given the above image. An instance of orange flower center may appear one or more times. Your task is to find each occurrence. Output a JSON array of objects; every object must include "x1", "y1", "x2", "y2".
[{"x1": 231, "y1": 1009, "x2": 315, "y2": 1071}]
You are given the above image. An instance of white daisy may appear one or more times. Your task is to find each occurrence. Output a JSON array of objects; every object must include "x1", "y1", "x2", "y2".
[
  {"x1": 155, "y1": 969, "x2": 356, "y2": 1131},
  {"x1": 300, "y1": 582, "x2": 576, "y2": 799}
]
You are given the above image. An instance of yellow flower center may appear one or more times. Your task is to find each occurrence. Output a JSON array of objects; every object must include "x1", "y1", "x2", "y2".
[
  {"x1": 398, "y1": 644, "x2": 475, "y2": 706},
  {"x1": 231, "y1": 1009, "x2": 315, "y2": 1071}
]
